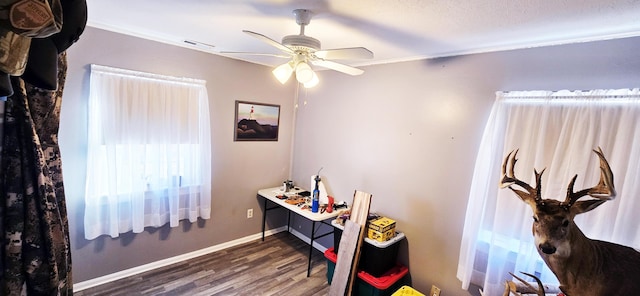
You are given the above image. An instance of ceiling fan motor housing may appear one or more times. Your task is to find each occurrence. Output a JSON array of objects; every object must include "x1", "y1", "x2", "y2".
[
  {"x1": 229, "y1": 8, "x2": 368, "y2": 78},
  {"x1": 282, "y1": 35, "x2": 321, "y2": 52}
]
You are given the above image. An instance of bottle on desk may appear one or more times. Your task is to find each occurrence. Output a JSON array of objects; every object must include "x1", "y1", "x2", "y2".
[{"x1": 312, "y1": 175, "x2": 320, "y2": 213}]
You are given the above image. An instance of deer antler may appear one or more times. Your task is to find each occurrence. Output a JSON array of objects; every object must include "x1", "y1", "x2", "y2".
[
  {"x1": 563, "y1": 147, "x2": 617, "y2": 207},
  {"x1": 508, "y1": 272, "x2": 546, "y2": 296},
  {"x1": 500, "y1": 149, "x2": 545, "y2": 205}
]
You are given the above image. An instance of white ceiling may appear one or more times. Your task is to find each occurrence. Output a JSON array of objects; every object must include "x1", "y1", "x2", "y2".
[{"x1": 87, "y1": 0, "x2": 640, "y2": 68}]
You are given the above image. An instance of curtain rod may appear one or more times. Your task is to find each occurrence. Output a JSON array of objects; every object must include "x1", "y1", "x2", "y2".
[
  {"x1": 90, "y1": 64, "x2": 206, "y2": 86},
  {"x1": 497, "y1": 89, "x2": 640, "y2": 99}
]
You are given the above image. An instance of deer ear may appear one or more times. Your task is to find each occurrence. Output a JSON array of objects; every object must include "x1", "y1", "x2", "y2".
[
  {"x1": 571, "y1": 199, "x2": 607, "y2": 215},
  {"x1": 511, "y1": 188, "x2": 539, "y2": 208}
]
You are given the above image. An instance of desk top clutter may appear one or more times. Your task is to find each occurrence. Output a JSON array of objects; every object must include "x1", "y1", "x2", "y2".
[
  {"x1": 257, "y1": 186, "x2": 346, "y2": 222},
  {"x1": 270, "y1": 179, "x2": 347, "y2": 214}
]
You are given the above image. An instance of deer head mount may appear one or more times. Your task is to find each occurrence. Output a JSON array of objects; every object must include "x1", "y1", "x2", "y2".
[{"x1": 499, "y1": 147, "x2": 640, "y2": 295}]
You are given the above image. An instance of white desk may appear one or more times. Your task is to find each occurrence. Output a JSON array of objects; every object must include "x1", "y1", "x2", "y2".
[{"x1": 258, "y1": 187, "x2": 343, "y2": 277}]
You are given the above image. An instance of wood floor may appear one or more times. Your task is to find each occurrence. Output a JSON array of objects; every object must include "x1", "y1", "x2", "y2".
[{"x1": 75, "y1": 232, "x2": 331, "y2": 296}]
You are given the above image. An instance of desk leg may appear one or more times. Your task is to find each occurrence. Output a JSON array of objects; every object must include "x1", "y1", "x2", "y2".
[
  {"x1": 307, "y1": 221, "x2": 316, "y2": 277},
  {"x1": 261, "y1": 198, "x2": 267, "y2": 241}
]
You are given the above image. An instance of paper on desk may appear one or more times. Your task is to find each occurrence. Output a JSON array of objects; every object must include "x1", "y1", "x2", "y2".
[{"x1": 272, "y1": 189, "x2": 301, "y2": 196}]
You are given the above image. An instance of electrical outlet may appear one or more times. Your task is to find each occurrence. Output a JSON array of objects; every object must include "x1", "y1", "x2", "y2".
[
  {"x1": 430, "y1": 285, "x2": 441, "y2": 296},
  {"x1": 247, "y1": 208, "x2": 253, "y2": 218}
]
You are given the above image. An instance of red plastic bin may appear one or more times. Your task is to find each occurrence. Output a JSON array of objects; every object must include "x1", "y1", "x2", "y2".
[
  {"x1": 357, "y1": 264, "x2": 409, "y2": 291},
  {"x1": 325, "y1": 247, "x2": 338, "y2": 284},
  {"x1": 325, "y1": 247, "x2": 412, "y2": 296}
]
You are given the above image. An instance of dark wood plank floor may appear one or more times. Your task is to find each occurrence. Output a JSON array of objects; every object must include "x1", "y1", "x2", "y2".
[{"x1": 75, "y1": 232, "x2": 331, "y2": 296}]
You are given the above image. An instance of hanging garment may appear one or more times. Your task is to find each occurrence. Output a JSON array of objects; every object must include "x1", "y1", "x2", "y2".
[{"x1": 1, "y1": 52, "x2": 71, "y2": 295}]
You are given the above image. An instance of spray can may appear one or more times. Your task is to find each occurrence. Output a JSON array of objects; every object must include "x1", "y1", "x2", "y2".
[
  {"x1": 326, "y1": 196, "x2": 334, "y2": 213},
  {"x1": 312, "y1": 175, "x2": 320, "y2": 213}
]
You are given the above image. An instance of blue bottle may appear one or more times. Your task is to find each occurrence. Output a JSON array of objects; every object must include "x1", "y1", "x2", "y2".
[{"x1": 312, "y1": 175, "x2": 320, "y2": 213}]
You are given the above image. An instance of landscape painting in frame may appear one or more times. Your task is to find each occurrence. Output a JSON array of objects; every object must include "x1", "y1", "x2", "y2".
[{"x1": 235, "y1": 101, "x2": 280, "y2": 141}]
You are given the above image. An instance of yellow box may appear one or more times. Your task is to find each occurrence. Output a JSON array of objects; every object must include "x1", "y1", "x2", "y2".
[
  {"x1": 367, "y1": 228, "x2": 396, "y2": 242},
  {"x1": 368, "y1": 217, "x2": 396, "y2": 232},
  {"x1": 392, "y1": 285, "x2": 425, "y2": 296},
  {"x1": 367, "y1": 217, "x2": 396, "y2": 242}
]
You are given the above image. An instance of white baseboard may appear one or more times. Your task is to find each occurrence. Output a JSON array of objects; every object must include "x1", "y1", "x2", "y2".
[
  {"x1": 288, "y1": 226, "x2": 329, "y2": 253},
  {"x1": 74, "y1": 226, "x2": 287, "y2": 291},
  {"x1": 73, "y1": 225, "x2": 332, "y2": 292}
]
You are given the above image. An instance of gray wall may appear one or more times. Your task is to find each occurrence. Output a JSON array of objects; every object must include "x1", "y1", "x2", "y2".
[
  {"x1": 288, "y1": 37, "x2": 640, "y2": 294},
  {"x1": 63, "y1": 27, "x2": 296, "y2": 282},
  {"x1": 63, "y1": 26, "x2": 640, "y2": 294}
]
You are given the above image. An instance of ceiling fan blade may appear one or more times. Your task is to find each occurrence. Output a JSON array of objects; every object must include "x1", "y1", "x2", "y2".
[
  {"x1": 219, "y1": 51, "x2": 290, "y2": 59},
  {"x1": 311, "y1": 60, "x2": 364, "y2": 76},
  {"x1": 315, "y1": 47, "x2": 373, "y2": 60},
  {"x1": 243, "y1": 30, "x2": 294, "y2": 55}
]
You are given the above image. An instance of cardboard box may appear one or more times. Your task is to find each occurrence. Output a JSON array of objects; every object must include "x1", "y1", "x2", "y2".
[{"x1": 367, "y1": 217, "x2": 396, "y2": 242}]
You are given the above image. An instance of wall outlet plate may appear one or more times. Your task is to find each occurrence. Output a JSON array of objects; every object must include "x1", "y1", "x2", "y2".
[{"x1": 430, "y1": 285, "x2": 441, "y2": 296}]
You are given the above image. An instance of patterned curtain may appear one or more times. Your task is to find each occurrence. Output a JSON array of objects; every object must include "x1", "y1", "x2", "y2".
[{"x1": 0, "y1": 53, "x2": 72, "y2": 295}]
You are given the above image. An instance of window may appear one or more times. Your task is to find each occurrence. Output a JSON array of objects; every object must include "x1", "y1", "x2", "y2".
[
  {"x1": 457, "y1": 89, "x2": 640, "y2": 295},
  {"x1": 84, "y1": 65, "x2": 211, "y2": 239}
]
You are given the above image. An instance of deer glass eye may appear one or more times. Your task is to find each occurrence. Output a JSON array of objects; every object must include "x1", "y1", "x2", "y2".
[{"x1": 562, "y1": 219, "x2": 569, "y2": 227}]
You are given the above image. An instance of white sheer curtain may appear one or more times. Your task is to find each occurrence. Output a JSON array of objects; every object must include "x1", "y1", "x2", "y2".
[
  {"x1": 84, "y1": 65, "x2": 212, "y2": 239},
  {"x1": 457, "y1": 89, "x2": 640, "y2": 295}
]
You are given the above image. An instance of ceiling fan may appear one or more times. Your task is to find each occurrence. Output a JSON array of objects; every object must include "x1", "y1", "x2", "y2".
[{"x1": 223, "y1": 9, "x2": 373, "y2": 88}]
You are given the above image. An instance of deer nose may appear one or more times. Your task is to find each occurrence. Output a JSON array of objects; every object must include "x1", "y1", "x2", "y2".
[{"x1": 539, "y1": 243, "x2": 557, "y2": 254}]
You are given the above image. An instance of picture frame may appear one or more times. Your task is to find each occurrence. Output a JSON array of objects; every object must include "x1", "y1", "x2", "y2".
[{"x1": 234, "y1": 100, "x2": 280, "y2": 141}]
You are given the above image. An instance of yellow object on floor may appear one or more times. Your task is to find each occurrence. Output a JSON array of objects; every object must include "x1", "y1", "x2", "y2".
[{"x1": 392, "y1": 285, "x2": 425, "y2": 296}]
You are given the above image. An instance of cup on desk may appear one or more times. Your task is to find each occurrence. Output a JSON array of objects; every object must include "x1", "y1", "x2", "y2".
[{"x1": 282, "y1": 180, "x2": 294, "y2": 192}]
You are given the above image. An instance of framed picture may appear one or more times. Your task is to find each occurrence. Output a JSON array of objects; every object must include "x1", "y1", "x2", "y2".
[{"x1": 234, "y1": 100, "x2": 280, "y2": 141}]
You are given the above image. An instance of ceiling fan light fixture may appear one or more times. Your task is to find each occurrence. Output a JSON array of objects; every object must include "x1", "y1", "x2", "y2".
[
  {"x1": 229, "y1": 9, "x2": 373, "y2": 87},
  {"x1": 295, "y1": 61, "x2": 314, "y2": 84},
  {"x1": 303, "y1": 72, "x2": 319, "y2": 88},
  {"x1": 272, "y1": 62, "x2": 294, "y2": 84}
]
